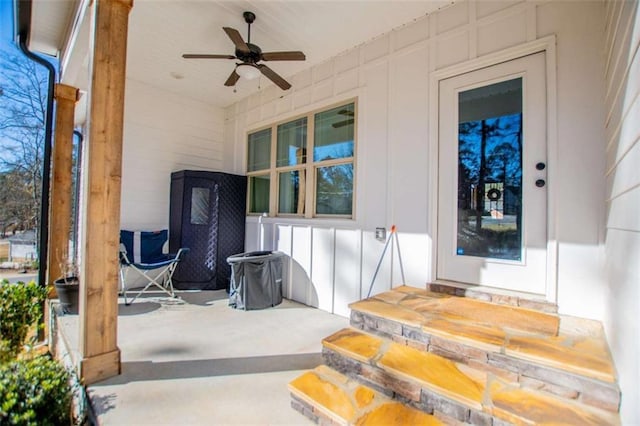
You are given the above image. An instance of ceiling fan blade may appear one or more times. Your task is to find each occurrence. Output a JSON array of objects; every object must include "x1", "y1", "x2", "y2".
[
  {"x1": 332, "y1": 119, "x2": 354, "y2": 129},
  {"x1": 261, "y1": 51, "x2": 306, "y2": 61},
  {"x1": 257, "y1": 64, "x2": 291, "y2": 90},
  {"x1": 223, "y1": 27, "x2": 250, "y2": 53},
  {"x1": 337, "y1": 109, "x2": 354, "y2": 116},
  {"x1": 182, "y1": 54, "x2": 236, "y2": 59},
  {"x1": 224, "y1": 70, "x2": 241, "y2": 87}
]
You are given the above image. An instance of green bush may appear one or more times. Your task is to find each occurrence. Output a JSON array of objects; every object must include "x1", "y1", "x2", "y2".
[
  {"x1": 0, "y1": 280, "x2": 47, "y2": 362},
  {"x1": 0, "y1": 355, "x2": 72, "y2": 425}
]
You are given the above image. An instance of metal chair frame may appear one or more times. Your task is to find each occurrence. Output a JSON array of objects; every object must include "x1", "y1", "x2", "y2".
[{"x1": 119, "y1": 244, "x2": 189, "y2": 305}]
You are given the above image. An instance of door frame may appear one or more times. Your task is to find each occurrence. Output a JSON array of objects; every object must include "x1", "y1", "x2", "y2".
[{"x1": 427, "y1": 35, "x2": 558, "y2": 302}]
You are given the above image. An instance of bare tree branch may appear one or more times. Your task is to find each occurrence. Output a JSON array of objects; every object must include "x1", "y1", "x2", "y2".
[{"x1": 0, "y1": 47, "x2": 49, "y2": 235}]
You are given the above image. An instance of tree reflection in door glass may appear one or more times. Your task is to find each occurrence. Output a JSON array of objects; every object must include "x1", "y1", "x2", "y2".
[{"x1": 457, "y1": 78, "x2": 523, "y2": 261}]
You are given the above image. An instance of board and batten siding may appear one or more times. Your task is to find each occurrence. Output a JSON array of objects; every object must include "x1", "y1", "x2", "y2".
[
  {"x1": 120, "y1": 79, "x2": 226, "y2": 230},
  {"x1": 225, "y1": 0, "x2": 610, "y2": 321},
  {"x1": 603, "y1": 1, "x2": 640, "y2": 424}
]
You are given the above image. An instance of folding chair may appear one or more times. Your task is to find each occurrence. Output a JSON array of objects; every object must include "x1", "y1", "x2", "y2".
[{"x1": 119, "y1": 229, "x2": 189, "y2": 305}]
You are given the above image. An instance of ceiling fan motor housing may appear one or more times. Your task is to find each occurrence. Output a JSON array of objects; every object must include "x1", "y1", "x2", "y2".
[{"x1": 236, "y1": 43, "x2": 262, "y2": 64}]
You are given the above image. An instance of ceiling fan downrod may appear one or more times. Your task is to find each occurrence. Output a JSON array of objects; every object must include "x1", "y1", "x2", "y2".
[{"x1": 243, "y1": 11, "x2": 255, "y2": 43}]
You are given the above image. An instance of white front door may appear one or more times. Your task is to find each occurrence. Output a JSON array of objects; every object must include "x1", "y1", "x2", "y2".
[{"x1": 437, "y1": 52, "x2": 548, "y2": 295}]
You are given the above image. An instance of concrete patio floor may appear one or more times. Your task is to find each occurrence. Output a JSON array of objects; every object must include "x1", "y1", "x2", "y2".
[{"x1": 55, "y1": 290, "x2": 349, "y2": 425}]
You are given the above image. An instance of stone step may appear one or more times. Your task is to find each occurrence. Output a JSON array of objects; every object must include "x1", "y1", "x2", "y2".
[
  {"x1": 426, "y1": 281, "x2": 559, "y2": 314},
  {"x1": 288, "y1": 365, "x2": 446, "y2": 425},
  {"x1": 322, "y1": 327, "x2": 621, "y2": 425},
  {"x1": 349, "y1": 286, "x2": 620, "y2": 412},
  {"x1": 366, "y1": 285, "x2": 561, "y2": 336}
]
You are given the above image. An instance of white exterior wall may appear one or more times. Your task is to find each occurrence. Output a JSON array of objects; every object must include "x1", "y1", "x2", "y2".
[
  {"x1": 224, "y1": 0, "x2": 610, "y2": 321},
  {"x1": 120, "y1": 79, "x2": 227, "y2": 230},
  {"x1": 537, "y1": 1, "x2": 609, "y2": 320},
  {"x1": 603, "y1": 1, "x2": 640, "y2": 424}
]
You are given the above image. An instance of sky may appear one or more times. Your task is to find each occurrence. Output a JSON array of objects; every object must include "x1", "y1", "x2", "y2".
[
  {"x1": 0, "y1": 0, "x2": 14, "y2": 47},
  {"x1": 0, "y1": 0, "x2": 18, "y2": 164},
  {"x1": 0, "y1": 0, "x2": 56, "y2": 171}
]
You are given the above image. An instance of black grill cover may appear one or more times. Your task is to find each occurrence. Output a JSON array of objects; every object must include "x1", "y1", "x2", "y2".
[{"x1": 227, "y1": 251, "x2": 284, "y2": 310}]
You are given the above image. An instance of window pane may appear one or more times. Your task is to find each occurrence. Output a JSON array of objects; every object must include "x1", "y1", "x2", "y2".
[
  {"x1": 456, "y1": 78, "x2": 523, "y2": 261},
  {"x1": 248, "y1": 128, "x2": 271, "y2": 172},
  {"x1": 277, "y1": 118, "x2": 307, "y2": 167},
  {"x1": 249, "y1": 175, "x2": 270, "y2": 213},
  {"x1": 314, "y1": 103, "x2": 355, "y2": 162},
  {"x1": 316, "y1": 163, "x2": 353, "y2": 215},
  {"x1": 190, "y1": 187, "x2": 209, "y2": 225},
  {"x1": 278, "y1": 170, "x2": 305, "y2": 215}
]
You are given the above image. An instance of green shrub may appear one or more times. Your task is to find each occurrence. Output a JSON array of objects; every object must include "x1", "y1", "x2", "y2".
[
  {"x1": 0, "y1": 280, "x2": 47, "y2": 362},
  {"x1": 0, "y1": 355, "x2": 72, "y2": 425}
]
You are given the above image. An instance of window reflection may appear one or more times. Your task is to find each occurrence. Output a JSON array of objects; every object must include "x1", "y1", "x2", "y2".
[
  {"x1": 277, "y1": 118, "x2": 307, "y2": 167},
  {"x1": 457, "y1": 78, "x2": 523, "y2": 261},
  {"x1": 248, "y1": 128, "x2": 271, "y2": 172},
  {"x1": 314, "y1": 104, "x2": 354, "y2": 161},
  {"x1": 279, "y1": 170, "x2": 305, "y2": 214},
  {"x1": 316, "y1": 164, "x2": 353, "y2": 215},
  {"x1": 249, "y1": 175, "x2": 270, "y2": 214}
]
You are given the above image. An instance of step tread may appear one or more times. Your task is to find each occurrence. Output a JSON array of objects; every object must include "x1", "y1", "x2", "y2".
[
  {"x1": 491, "y1": 387, "x2": 618, "y2": 425},
  {"x1": 379, "y1": 340, "x2": 486, "y2": 409},
  {"x1": 366, "y1": 285, "x2": 560, "y2": 335},
  {"x1": 323, "y1": 327, "x2": 620, "y2": 426},
  {"x1": 323, "y1": 328, "x2": 384, "y2": 363},
  {"x1": 288, "y1": 365, "x2": 444, "y2": 425},
  {"x1": 505, "y1": 334, "x2": 615, "y2": 383},
  {"x1": 349, "y1": 286, "x2": 616, "y2": 383}
]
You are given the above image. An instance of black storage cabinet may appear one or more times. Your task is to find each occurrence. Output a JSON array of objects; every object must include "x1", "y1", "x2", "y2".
[
  {"x1": 169, "y1": 170, "x2": 247, "y2": 290},
  {"x1": 227, "y1": 251, "x2": 284, "y2": 310}
]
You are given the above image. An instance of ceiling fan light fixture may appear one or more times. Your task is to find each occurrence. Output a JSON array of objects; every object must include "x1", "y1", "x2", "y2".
[
  {"x1": 182, "y1": 11, "x2": 304, "y2": 90},
  {"x1": 236, "y1": 63, "x2": 261, "y2": 80}
]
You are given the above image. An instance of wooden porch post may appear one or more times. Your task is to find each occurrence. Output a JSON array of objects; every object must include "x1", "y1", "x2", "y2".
[
  {"x1": 48, "y1": 84, "x2": 79, "y2": 292},
  {"x1": 79, "y1": 0, "x2": 133, "y2": 385}
]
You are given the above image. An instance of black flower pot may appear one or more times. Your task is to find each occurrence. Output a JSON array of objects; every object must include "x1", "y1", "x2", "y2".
[{"x1": 54, "y1": 277, "x2": 79, "y2": 314}]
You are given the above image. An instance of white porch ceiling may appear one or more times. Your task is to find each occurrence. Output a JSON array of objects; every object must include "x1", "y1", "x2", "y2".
[{"x1": 29, "y1": 0, "x2": 452, "y2": 109}]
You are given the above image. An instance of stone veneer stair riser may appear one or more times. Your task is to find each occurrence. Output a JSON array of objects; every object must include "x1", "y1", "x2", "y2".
[
  {"x1": 425, "y1": 282, "x2": 559, "y2": 314},
  {"x1": 350, "y1": 310, "x2": 620, "y2": 413},
  {"x1": 321, "y1": 328, "x2": 620, "y2": 426},
  {"x1": 288, "y1": 365, "x2": 447, "y2": 425},
  {"x1": 288, "y1": 286, "x2": 621, "y2": 425},
  {"x1": 348, "y1": 287, "x2": 620, "y2": 413}
]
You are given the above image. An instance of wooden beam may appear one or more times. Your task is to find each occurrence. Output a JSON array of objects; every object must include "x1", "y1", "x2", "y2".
[
  {"x1": 79, "y1": 0, "x2": 133, "y2": 385},
  {"x1": 48, "y1": 84, "x2": 79, "y2": 295}
]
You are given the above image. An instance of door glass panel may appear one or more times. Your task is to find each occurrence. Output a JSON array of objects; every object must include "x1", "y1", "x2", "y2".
[{"x1": 456, "y1": 78, "x2": 523, "y2": 261}]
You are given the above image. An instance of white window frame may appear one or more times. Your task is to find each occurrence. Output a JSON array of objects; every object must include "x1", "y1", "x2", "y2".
[{"x1": 246, "y1": 99, "x2": 357, "y2": 219}]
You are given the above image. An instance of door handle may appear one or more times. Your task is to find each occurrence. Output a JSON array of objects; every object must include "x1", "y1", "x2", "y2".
[
  {"x1": 536, "y1": 162, "x2": 546, "y2": 170},
  {"x1": 535, "y1": 179, "x2": 546, "y2": 188}
]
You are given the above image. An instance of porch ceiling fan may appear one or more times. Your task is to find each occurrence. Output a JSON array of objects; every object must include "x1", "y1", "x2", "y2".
[
  {"x1": 182, "y1": 11, "x2": 306, "y2": 90},
  {"x1": 332, "y1": 109, "x2": 354, "y2": 128}
]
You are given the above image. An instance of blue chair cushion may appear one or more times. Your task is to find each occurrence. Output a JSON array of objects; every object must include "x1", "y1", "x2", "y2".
[{"x1": 120, "y1": 230, "x2": 169, "y2": 264}]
